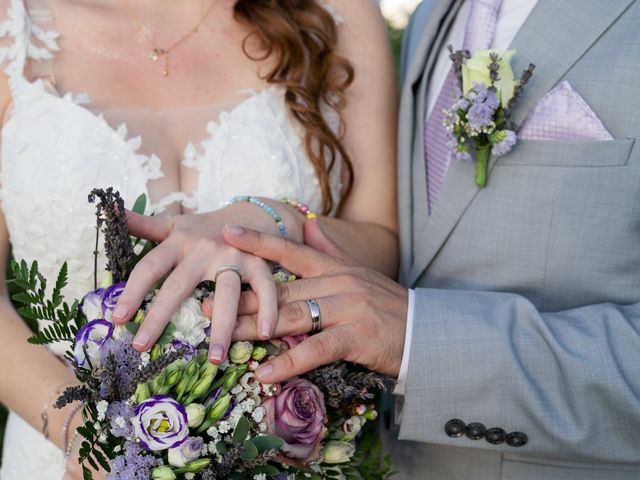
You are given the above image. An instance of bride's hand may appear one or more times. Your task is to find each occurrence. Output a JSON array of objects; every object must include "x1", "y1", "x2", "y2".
[{"x1": 112, "y1": 203, "x2": 300, "y2": 362}]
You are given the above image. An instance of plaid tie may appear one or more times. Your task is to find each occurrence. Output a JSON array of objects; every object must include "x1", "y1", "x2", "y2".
[{"x1": 424, "y1": 0, "x2": 503, "y2": 212}]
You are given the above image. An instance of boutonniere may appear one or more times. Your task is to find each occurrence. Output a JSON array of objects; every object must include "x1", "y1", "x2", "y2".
[{"x1": 444, "y1": 47, "x2": 535, "y2": 187}]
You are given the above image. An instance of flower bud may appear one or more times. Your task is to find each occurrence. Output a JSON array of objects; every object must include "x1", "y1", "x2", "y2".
[
  {"x1": 168, "y1": 437, "x2": 204, "y2": 468},
  {"x1": 222, "y1": 366, "x2": 246, "y2": 393},
  {"x1": 133, "y1": 309, "x2": 145, "y2": 325},
  {"x1": 199, "y1": 361, "x2": 218, "y2": 378},
  {"x1": 251, "y1": 346, "x2": 268, "y2": 361},
  {"x1": 151, "y1": 466, "x2": 176, "y2": 480},
  {"x1": 322, "y1": 441, "x2": 356, "y2": 464},
  {"x1": 341, "y1": 416, "x2": 366, "y2": 442},
  {"x1": 185, "y1": 375, "x2": 214, "y2": 405},
  {"x1": 166, "y1": 367, "x2": 182, "y2": 388},
  {"x1": 185, "y1": 403, "x2": 206, "y2": 429},
  {"x1": 99, "y1": 272, "x2": 114, "y2": 289},
  {"x1": 354, "y1": 404, "x2": 367, "y2": 416},
  {"x1": 229, "y1": 341, "x2": 253, "y2": 364},
  {"x1": 196, "y1": 394, "x2": 232, "y2": 433},
  {"x1": 150, "y1": 344, "x2": 163, "y2": 361},
  {"x1": 181, "y1": 458, "x2": 210, "y2": 473},
  {"x1": 135, "y1": 382, "x2": 151, "y2": 404},
  {"x1": 363, "y1": 409, "x2": 378, "y2": 421}
]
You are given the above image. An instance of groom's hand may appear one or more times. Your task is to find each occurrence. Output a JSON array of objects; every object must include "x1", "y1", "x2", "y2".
[{"x1": 221, "y1": 221, "x2": 409, "y2": 383}]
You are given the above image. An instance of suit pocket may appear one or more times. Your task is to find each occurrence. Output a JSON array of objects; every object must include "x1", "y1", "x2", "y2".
[{"x1": 496, "y1": 138, "x2": 635, "y2": 167}]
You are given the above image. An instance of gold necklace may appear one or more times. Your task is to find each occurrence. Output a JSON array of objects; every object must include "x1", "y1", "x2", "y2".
[{"x1": 123, "y1": 0, "x2": 217, "y2": 77}]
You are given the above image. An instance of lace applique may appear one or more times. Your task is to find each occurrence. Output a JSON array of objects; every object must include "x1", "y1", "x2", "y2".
[
  {"x1": 319, "y1": 1, "x2": 344, "y2": 25},
  {"x1": 0, "y1": 0, "x2": 59, "y2": 77}
]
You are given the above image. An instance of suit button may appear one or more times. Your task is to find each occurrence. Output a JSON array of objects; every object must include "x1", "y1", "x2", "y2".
[
  {"x1": 444, "y1": 419, "x2": 466, "y2": 438},
  {"x1": 506, "y1": 431, "x2": 528, "y2": 447},
  {"x1": 465, "y1": 422, "x2": 486, "y2": 440},
  {"x1": 486, "y1": 427, "x2": 506, "y2": 445}
]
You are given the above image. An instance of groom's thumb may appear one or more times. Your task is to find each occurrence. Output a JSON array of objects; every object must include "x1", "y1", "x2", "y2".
[{"x1": 303, "y1": 219, "x2": 350, "y2": 261}]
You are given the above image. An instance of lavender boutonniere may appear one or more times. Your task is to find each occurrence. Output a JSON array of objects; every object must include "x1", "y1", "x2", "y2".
[{"x1": 444, "y1": 46, "x2": 535, "y2": 187}]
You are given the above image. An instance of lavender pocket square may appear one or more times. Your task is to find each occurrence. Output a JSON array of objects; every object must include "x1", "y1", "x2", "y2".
[{"x1": 518, "y1": 81, "x2": 614, "y2": 141}]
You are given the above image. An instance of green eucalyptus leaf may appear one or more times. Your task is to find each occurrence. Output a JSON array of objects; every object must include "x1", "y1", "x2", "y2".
[
  {"x1": 251, "y1": 435, "x2": 285, "y2": 453},
  {"x1": 232, "y1": 416, "x2": 251, "y2": 445}
]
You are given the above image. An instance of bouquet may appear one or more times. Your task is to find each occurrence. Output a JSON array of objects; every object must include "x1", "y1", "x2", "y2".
[
  {"x1": 443, "y1": 47, "x2": 535, "y2": 187},
  {"x1": 11, "y1": 188, "x2": 391, "y2": 480}
]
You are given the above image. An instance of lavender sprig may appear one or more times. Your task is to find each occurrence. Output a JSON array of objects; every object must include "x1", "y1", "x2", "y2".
[
  {"x1": 88, "y1": 187, "x2": 133, "y2": 285},
  {"x1": 448, "y1": 45, "x2": 471, "y2": 89}
]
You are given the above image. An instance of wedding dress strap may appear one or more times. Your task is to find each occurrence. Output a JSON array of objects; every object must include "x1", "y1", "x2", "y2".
[
  {"x1": 0, "y1": 0, "x2": 59, "y2": 82},
  {"x1": 319, "y1": 1, "x2": 344, "y2": 25}
]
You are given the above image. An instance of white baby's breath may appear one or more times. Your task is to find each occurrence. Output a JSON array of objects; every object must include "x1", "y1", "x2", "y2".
[{"x1": 96, "y1": 400, "x2": 109, "y2": 421}]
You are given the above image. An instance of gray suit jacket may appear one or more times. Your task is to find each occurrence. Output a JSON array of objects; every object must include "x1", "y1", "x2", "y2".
[{"x1": 386, "y1": 0, "x2": 640, "y2": 478}]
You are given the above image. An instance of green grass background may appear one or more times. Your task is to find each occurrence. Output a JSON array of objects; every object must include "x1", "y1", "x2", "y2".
[{"x1": 0, "y1": 22, "x2": 405, "y2": 464}]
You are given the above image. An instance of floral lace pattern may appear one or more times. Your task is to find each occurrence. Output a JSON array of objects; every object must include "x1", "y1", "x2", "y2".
[{"x1": 0, "y1": 1, "x2": 343, "y2": 478}]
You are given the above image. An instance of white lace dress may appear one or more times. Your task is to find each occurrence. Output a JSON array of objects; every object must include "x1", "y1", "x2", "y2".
[{"x1": 0, "y1": 0, "x2": 342, "y2": 478}]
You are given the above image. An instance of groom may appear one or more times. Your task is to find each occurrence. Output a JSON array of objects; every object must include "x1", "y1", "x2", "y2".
[{"x1": 223, "y1": 0, "x2": 640, "y2": 478}]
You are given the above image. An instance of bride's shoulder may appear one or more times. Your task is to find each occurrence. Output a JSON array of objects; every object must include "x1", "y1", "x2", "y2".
[{"x1": 319, "y1": 0, "x2": 388, "y2": 38}]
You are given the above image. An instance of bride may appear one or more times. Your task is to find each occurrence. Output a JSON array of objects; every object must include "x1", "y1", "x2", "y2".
[{"x1": 0, "y1": 0, "x2": 397, "y2": 478}]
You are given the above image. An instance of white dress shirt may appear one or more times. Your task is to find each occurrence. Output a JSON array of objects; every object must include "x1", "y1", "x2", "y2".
[{"x1": 394, "y1": 0, "x2": 538, "y2": 396}]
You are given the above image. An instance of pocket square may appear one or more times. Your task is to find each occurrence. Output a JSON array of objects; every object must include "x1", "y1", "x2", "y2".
[{"x1": 518, "y1": 81, "x2": 614, "y2": 141}]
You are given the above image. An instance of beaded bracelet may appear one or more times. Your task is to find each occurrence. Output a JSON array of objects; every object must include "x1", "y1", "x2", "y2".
[
  {"x1": 64, "y1": 431, "x2": 80, "y2": 461},
  {"x1": 60, "y1": 403, "x2": 83, "y2": 456},
  {"x1": 279, "y1": 197, "x2": 317, "y2": 221},
  {"x1": 228, "y1": 195, "x2": 288, "y2": 238}
]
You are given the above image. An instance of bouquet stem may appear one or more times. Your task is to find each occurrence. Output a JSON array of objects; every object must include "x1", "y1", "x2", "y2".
[{"x1": 475, "y1": 144, "x2": 491, "y2": 188}]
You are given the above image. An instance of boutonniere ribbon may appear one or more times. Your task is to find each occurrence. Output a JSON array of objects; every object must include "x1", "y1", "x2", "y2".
[{"x1": 444, "y1": 47, "x2": 535, "y2": 187}]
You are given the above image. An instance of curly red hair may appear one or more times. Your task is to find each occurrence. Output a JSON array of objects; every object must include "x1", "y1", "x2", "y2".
[{"x1": 233, "y1": 0, "x2": 354, "y2": 214}]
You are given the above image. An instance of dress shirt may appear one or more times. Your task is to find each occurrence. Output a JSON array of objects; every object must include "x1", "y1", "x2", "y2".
[{"x1": 394, "y1": 0, "x2": 538, "y2": 396}]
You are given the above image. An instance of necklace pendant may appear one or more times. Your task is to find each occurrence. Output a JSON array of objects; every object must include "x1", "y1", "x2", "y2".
[
  {"x1": 162, "y1": 68, "x2": 169, "y2": 77},
  {"x1": 149, "y1": 48, "x2": 166, "y2": 63}
]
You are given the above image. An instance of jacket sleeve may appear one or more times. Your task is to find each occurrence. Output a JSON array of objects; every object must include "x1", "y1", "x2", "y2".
[{"x1": 399, "y1": 287, "x2": 640, "y2": 463}]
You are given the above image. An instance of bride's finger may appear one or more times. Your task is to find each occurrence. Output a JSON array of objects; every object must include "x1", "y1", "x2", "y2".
[
  {"x1": 132, "y1": 254, "x2": 206, "y2": 351},
  {"x1": 242, "y1": 259, "x2": 278, "y2": 339},
  {"x1": 112, "y1": 240, "x2": 180, "y2": 324},
  {"x1": 209, "y1": 268, "x2": 242, "y2": 363},
  {"x1": 125, "y1": 210, "x2": 173, "y2": 242}
]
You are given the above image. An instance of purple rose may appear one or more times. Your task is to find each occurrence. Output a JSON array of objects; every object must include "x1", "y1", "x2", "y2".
[
  {"x1": 73, "y1": 319, "x2": 114, "y2": 368},
  {"x1": 133, "y1": 396, "x2": 189, "y2": 452},
  {"x1": 263, "y1": 378, "x2": 327, "y2": 461}
]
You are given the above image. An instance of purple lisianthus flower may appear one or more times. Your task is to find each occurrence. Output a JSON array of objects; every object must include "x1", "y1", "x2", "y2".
[
  {"x1": 169, "y1": 339, "x2": 196, "y2": 361},
  {"x1": 263, "y1": 378, "x2": 327, "y2": 462},
  {"x1": 73, "y1": 319, "x2": 114, "y2": 368},
  {"x1": 80, "y1": 288, "x2": 106, "y2": 321},
  {"x1": 491, "y1": 129, "x2": 517, "y2": 156},
  {"x1": 133, "y1": 396, "x2": 189, "y2": 452},
  {"x1": 102, "y1": 281, "x2": 127, "y2": 320}
]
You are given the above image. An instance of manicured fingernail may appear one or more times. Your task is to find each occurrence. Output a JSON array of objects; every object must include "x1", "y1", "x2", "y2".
[
  {"x1": 225, "y1": 224, "x2": 244, "y2": 235},
  {"x1": 132, "y1": 331, "x2": 150, "y2": 350},
  {"x1": 257, "y1": 364, "x2": 273, "y2": 380},
  {"x1": 260, "y1": 323, "x2": 272, "y2": 339},
  {"x1": 112, "y1": 304, "x2": 129, "y2": 321},
  {"x1": 210, "y1": 343, "x2": 225, "y2": 362}
]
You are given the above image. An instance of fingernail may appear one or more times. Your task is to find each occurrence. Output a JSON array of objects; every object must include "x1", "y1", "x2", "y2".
[
  {"x1": 260, "y1": 323, "x2": 272, "y2": 340},
  {"x1": 257, "y1": 364, "x2": 273, "y2": 380},
  {"x1": 210, "y1": 343, "x2": 225, "y2": 362},
  {"x1": 112, "y1": 304, "x2": 129, "y2": 321},
  {"x1": 225, "y1": 224, "x2": 244, "y2": 235},
  {"x1": 132, "y1": 331, "x2": 150, "y2": 350}
]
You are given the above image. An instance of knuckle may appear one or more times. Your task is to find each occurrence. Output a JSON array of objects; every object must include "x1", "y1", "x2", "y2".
[
  {"x1": 283, "y1": 301, "x2": 305, "y2": 323},
  {"x1": 194, "y1": 236, "x2": 217, "y2": 254}
]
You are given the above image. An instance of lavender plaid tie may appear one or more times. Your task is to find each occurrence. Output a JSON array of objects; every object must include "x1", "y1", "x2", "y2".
[{"x1": 425, "y1": 0, "x2": 503, "y2": 212}]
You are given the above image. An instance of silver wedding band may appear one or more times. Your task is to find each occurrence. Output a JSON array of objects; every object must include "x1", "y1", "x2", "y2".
[
  {"x1": 306, "y1": 299, "x2": 321, "y2": 334},
  {"x1": 214, "y1": 265, "x2": 242, "y2": 283}
]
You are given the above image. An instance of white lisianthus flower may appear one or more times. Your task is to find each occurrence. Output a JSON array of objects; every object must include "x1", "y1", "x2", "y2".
[
  {"x1": 168, "y1": 437, "x2": 204, "y2": 468},
  {"x1": 322, "y1": 441, "x2": 356, "y2": 464},
  {"x1": 169, "y1": 297, "x2": 210, "y2": 346},
  {"x1": 185, "y1": 403, "x2": 206, "y2": 429}
]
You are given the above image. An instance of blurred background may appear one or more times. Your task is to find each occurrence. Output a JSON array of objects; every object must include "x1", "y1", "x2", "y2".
[{"x1": 0, "y1": 0, "x2": 421, "y2": 466}]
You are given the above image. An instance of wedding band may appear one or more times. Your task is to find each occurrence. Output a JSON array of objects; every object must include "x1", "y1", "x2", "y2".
[
  {"x1": 306, "y1": 299, "x2": 321, "y2": 334},
  {"x1": 214, "y1": 265, "x2": 242, "y2": 283}
]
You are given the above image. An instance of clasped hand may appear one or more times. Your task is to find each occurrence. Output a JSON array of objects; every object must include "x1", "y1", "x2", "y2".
[{"x1": 114, "y1": 210, "x2": 408, "y2": 382}]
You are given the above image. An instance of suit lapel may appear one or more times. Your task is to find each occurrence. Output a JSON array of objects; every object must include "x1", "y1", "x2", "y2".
[
  {"x1": 407, "y1": 0, "x2": 634, "y2": 286},
  {"x1": 398, "y1": 0, "x2": 463, "y2": 283}
]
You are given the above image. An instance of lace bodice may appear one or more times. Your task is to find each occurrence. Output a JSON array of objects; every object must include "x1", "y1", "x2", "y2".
[{"x1": 0, "y1": 0, "x2": 342, "y2": 323}]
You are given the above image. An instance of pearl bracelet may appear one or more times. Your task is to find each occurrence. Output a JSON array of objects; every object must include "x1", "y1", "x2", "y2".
[
  {"x1": 228, "y1": 195, "x2": 288, "y2": 238},
  {"x1": 60, "y1": 403, "x2": 83, "y2": 456}
]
